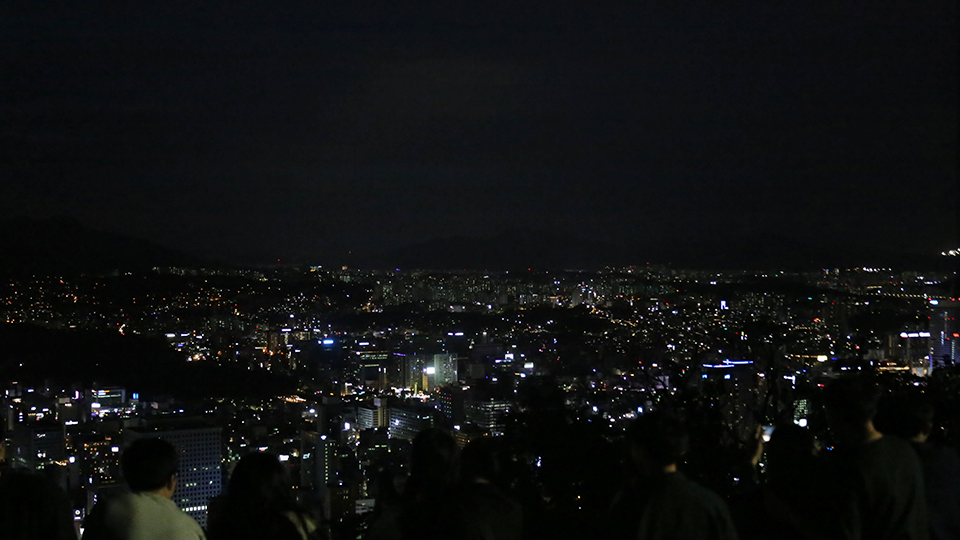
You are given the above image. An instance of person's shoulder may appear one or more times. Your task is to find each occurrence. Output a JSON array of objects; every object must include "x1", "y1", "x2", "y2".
[
  {"x1": 658, "y1": 473, "x2": 736, "y2": 534},
  {"x1": 459, "y1": 483, "x2": 508, "y2": 502},
  {"x1": 123, "y1": 491, "x2": 178, "y2": 514},
  {"x1": 0, "y1": 468, "x2": 59, "y2": 491},
  {"x1": 672, "y1": 473, "x2": 729, "y2": 508},
  {"x1": 366, "y1": 505, "x2": 403, "y2": 540},
  {"x1": 856, "y1": 435, "x2": 917, "y2": 464},
  {"x1": 695, "y1": 484, "x2": 730, "y2": 511},
  {"x1": 459, "y1": 483, "x2": 522, "y2": 516},
  {"x1": 880, "y1": 434, "x2": 915, "y2": 451},
  {"x1": 283, "y1": 510, "x2": 319, "y2": 538},
  {"x1": 168, "y1": 503, "x2": 203, "y2": 527},
  {"x1": 171, "y1": 507, "x2": 206, "y2": 539},
  {"x1": 878, "y1": 436, "x2": 925, "y2": 466},
  {"x1": 0, "y1": 468, "x2": 39, "y2": 495},
  {"x1": 130, "y1": 494, "x2": 203, "y2": 535}
]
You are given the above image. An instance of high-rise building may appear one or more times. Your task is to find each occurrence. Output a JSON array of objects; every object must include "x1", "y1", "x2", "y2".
[
  {"x1": 78, "y1": 435, "x2": 123, "y2": 487},
  {"x1": 357, "y1": 351, "x2": 389, "y2": 391},
  {"x1": 387, "y1": 406, "x2": 434, "y2": 441},
  {"x1": 451, "y1": 424, "x2": 485, "y2": 448},
  {"x1": 424, "y1": 353, "x2": 458, "y2": 392},
  {"x1": 8, "y1": 422, "x2": 65, "y2": 471},
  {"x1": 326, "y1": 482, "x2": 360, "y2": 524},
  {"x1": 386, "y1": 353, "x2": 421, "y2": 391},
  {"x1": 386, "y1": 352, "x2": 459, "y2": 392},
  {"x1": 357, "y1": 405, "x2": 387, "y2": 431},
  {"x1": 301, "y1": 430, "x2": 339, "y2": 494},
  {"x1": 464, "y1": 397, "x2": 510, "y2": 437},
  {"x1": 929, "y1": 300, "x2": 959, "y2": 366},
  {"x1": 437, "y1": 386, "x2": 465, "y2": 427}
]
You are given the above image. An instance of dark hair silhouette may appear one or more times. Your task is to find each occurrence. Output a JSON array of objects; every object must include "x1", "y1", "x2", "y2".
[
  {"x1": 628, "y1": 412, "x2": 689, "y2": 467},
  {"x1": 122, "y1": 438, "x2": 178, "y2": 492},
  {"x1": 226, "y1": 452, "x2": 298, "y2": 511},
  {"x1": 766, "y1": 424, "x2": 817, "y2": 481},
  {"x1": 208, "y1": 452, "x2": 309, "y2": 540},
  {"x1": 399, "y1": 430, "x2": 466, "y2": 540},
  {"x1": 768, "y1": 424, "x2": 816, "y2": 458},
  {"x1": 406, "y1": 428, "x2": 459, "y2": 503},
  {"x1": 461, "y1": 438, "x2": 501, "y2": 484},
  {"x1": 882, "y1": 391, "x2": 935, "y2": 440},
  {"x1": 0, "y1": 469, "x2": 77, "y2": 540},
  {"x1": 824, "y1": 377, "x2": 881, "y2": 425}
]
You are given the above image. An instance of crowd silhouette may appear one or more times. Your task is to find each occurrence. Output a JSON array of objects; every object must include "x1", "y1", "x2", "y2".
[{"x1": 2, "y1": 374, "x2": 959, "y2": 539}]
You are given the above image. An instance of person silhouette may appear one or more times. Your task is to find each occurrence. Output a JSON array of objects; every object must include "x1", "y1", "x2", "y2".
[
  {"x1": 460, "y1": 438, "x2": 522, "y2": 540},
  {"x1": 367, "y1": 428, "x2": 485, "y2": 540},
  {"x1": 881, "y1": 391, "x2": 959, "y2": 540},
  {"x1": 0, "y1": 435, "x2": 77, "y2": 540},
  {"x1": 616, "y1": 411, "x2": 739, "y2": 540},
  {"x1": 208, "y1": 451, "x2": 320, "y2": 540},
  {"x1": 82, "y1": 437, "x2": 205, "y2": 540},
  {"x1": 824, "y1": 377, "x2": 929, "y2": 540}
]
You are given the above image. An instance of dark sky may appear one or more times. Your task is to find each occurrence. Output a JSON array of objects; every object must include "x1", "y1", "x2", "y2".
[{"x1": 2, "y1": 1, "x2": 956, "y2": 264}]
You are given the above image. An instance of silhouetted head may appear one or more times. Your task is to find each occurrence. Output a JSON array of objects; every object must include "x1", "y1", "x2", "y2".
[
  {"x1": 407, "y1": 429, "x2": 459, "y2": 499},
  {"x1": 121, "y1": 438, "x2": 178, "y2": 493},
  {"x1": 226, "y1": 452, "x2": 295, "y2": 510},
  {"x1": 0, "y1": 469, "x2": 76, "y2": 540},
  {"x1": 628, "y1": 412, "x2": 688, "y2": 474},
  {"x1": 767, "y1": 424, "x2": 817, "y2": 476},
  {"x1": 461, "y1": 438, "x2": 501, "y2": 484},
  {"x1": 375, "y1": 464, "x2": 401, "y2": 503},
  {"x1": 209, "y1": 452, "x2": 306, "y2": 540},
  {"x1": 824, "y1": 377, "x2": 881, "y2": 444},
  {"x1": 881, "y1": 391, "x2": 935, "y2": 442}
]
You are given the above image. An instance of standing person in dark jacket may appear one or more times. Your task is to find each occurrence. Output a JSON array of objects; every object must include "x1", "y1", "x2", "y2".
[
  {"x1": 613, "y1": 411, "x2": 739, "y2": 540},
  {"x1": 762, "y1": 423, "x2": 841, "y2": 540},
  {"x1": 366, "y1": 429, "x2": 485, "y2": 540},
  {"x1": 824, "y1": 377, "x2": 930, "y2": 540},
  {"x1": 459, "y1": 438, "x2": 522, "y2": 540},
  {"x1": 207, "y1": 452, "x2": 321, "y2": 540},
  {"x1": 882, "y1": 391, "x2": 960, "y2": 540},
  {"x1": 0, "y1": 436, "x2": 78, "y2": 540}
]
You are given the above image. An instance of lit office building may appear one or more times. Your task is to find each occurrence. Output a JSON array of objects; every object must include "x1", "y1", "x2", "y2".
[
  {"x1": 301, "y1": 430, "x2": 339, "y2": 493},
  {"x1": 387, "y1": 406, "x2": 434, "y2": 441},
  {"x1": 464, "y1": 398, "x2": 510, "y2": 437},
  {"x1": 424, "y1": 353, "x2": 458, "y2": 392},
  {"x1": 929, "y1": 300, "x2": 959, "y2": 367}
]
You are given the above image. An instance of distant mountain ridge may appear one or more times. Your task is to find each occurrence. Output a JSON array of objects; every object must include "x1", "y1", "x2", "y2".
[
  {"x1": 0, "y1": 217, "x2": 949, "y2": 273},
  {"x1": 0, "y1": 216, "x2": 209, "y2": 274},
  {"x1": 354, "y1": 229, "x2": 632, "y2": 270},
  {"x1": 347, "y1": 229, "x2": 951, "y2": 271}
]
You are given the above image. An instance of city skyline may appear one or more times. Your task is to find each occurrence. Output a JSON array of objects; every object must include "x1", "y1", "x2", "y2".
[{"x1": 2, "y1": 245, "x2": 958, "y2": 537}]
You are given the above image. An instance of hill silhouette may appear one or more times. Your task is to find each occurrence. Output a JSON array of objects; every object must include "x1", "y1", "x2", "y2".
[
  {"x1": 2, "y1": 217, "x2": 946, "y2": 273},
  {"x1": 0, "y1": 216, "x2": 210, "y2": 275},
  {"x1": 358, "y1": 228, "x2": 631, "y2": 270},
  {"x1": 0, "y1": 323, "x2": 295, "y2": 399},
  {"x1": 347, "y1": 229, "x2": 949, "y2": 271}
]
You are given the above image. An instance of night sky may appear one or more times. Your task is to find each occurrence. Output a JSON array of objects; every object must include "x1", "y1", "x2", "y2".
[{"x1": 2, "y1": 2, "x2": 956, "y2": 265}]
